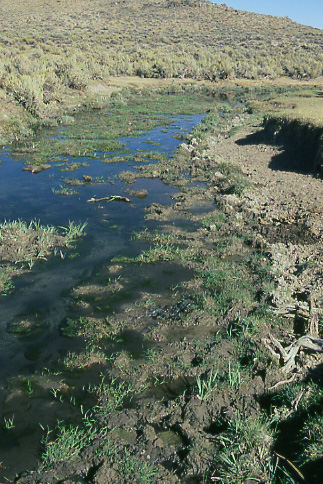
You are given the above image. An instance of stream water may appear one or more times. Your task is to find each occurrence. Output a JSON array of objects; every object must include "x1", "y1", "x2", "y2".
[{"x1": 0, "y1": 113, "x2": 204, "y2": 478}]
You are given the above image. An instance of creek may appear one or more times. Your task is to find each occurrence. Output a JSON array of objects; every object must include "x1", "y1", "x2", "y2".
[{"x1": 0, "y1": 112, "x2": 205, "y2": 479}]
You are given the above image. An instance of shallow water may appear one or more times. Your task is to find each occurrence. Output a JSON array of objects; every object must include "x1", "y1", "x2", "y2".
[
  {"x1": 0, "y1": 113, "x2": 204, "y2": 478},
  {"x1": 0, "y1": 115, "x2": 203, "y2": 351}
]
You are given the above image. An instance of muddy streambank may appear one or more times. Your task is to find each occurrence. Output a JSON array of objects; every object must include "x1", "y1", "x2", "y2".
[
  {"x1": 263, "y1": 115, "x2": 323, "y2": 174},
  {"x1": 9, "y1": 108, "x2": 323, "y2": 483}
]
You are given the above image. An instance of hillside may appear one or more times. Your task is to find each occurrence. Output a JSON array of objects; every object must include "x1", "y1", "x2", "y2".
[
  {"x1": 0, "y1": 0, "x2": 323, "y2": 127},
  {"x1": 1, "y1": 0, "x2": 323, "y2": 80}
]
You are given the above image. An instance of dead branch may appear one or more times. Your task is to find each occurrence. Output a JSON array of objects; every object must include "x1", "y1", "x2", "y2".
[
  {"x1": 264, "y1": 333, "x2": 323, "y2": 374},
  {"x1": 87, "y1": 196, "x2": 131, "y2": 203},
  {"x1": 309, "y1": 293, "x2": 319, "y2": 337},
  {"x1": 267, "y1": 373, "x2": 297, "y2": 392}
]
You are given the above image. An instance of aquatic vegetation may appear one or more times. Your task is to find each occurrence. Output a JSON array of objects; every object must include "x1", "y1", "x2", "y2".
[
  {"x1": 0, "y1": 266, "x2": 16, "y2": 294},
  {"x1": 61, "y1": 221, "x2": 87, "y2": 243},
  {"x1": 136, "y1": 241, "x2": 181, "y2": 263},
  {"x1": 62, "y1": 177, "x2": 84, "y2": 186},
  {"x1": 133, "y1": 151, "x2": 167, "y2": 163},
  {"x1": 3, "y1": 87, "x2": 323, "y2": 484},
  {"x1": 201, "y1": 211, "x2": 227, "y2": 230},
  {"x1": 11, "y1": 85, "x2": 221, "y2": 164},
  {"x1": 0, "y1": 219, "x2": 59, "y2": 265},
  {"x1": 0, "y1": 218, "x2": 56, "y2": 236},
  {"x1": 101, "y1": 154, "x2": 133, "y2": 163},
  {"x1": 0, "y1": 218, "x2": 87, "y2": 295},
  {"x1": 3, "y1": 415, "x2": 15, "y2": 430},
  {"x1": 60, "y1": 317, "x2": 88, "y2": 338},
  {"x1": 6, "y1": 318, "x2": 49, "y2": 338},
  {"x1": 63, "y1": 347, "x2": 107, "y2": 370},
  {"x1": 52, "y1": 185, "x2": 77, "y2": 196},
  {"x1": 58, "y1": 161, "x2": 91, "y2": 171}
]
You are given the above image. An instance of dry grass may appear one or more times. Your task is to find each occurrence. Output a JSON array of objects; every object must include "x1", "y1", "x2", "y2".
[
  {"x1": 244, "y1": 79, "x2": 323, "y2": 126},
  {"x1": 0, "y1": 0, "x2": 322, "y2": 138},
  {"x1": 271, "y1": 93, "x2": 323, "y2": 125}
]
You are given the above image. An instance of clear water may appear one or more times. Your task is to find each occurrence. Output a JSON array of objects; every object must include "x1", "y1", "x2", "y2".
[
  {"x1": 0, "y1": 113, "x2": 204, "y2": 372},
  {"x1": 0, "y1": 113, "x2": 204, "y2": 479}
]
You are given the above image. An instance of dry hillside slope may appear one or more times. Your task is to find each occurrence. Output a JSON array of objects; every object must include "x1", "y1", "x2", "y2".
[{"x1": 0, "y1": 0, "x2": 322, "y2": 139}]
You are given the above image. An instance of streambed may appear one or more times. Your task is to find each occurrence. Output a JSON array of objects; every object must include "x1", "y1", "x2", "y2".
[
  {"x1": 1, "y1": 89, "x2": 320, "y2": 483},
  {"x1": 0, "y1": 113, "x2": 205, "y2": 479}
]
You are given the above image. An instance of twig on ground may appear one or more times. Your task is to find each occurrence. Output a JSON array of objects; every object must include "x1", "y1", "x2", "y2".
[{"x1": 264, "y1": 333, "x2": 323, "y2": 374}]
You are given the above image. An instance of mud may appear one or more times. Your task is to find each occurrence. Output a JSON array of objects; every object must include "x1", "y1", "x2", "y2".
[{"x1": 6, "y1": 109, "x2": 323, "y2": 483}]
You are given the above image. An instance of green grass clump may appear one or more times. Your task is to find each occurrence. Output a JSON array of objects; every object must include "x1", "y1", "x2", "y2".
[
  {"x1": 301, "y1": 413, "x2": 323, "y2": 462},
  {"x1": 190, "y1": 113, "x2": 220, "y2": 139},
  {"x1": 216, "y1": 162, "x2": 252, "y2": 196},
  {"x1": 61, "y1": 317, "x2": 88, "y2": 338},
  {"x1": 136, "y1": 241, "x2": 181, "y2": 263},
  {"x1": 201, "y1": 211, "x2": 227, "y2": 230},
  {"x1": 63, "y1": 347, "x2": 107, "y2": 370},
  {"x1": 202, "y1": 261, "x2": 255, "y2": 316},
  {"x1": 40, "y1": 424, "x2": 90, "y2": 470},
  {"x1": 61, "y1": 221, "x2": 87, "y2": 244},
  {"x1": 88, "y1": 375, "x2": 140, "y2": 414},
  {"x1": 52, "y1": 185, "x2": 77, "y2": 196},
  {"x1": 209, "y1": 414, "x2": 275, "y2": 483},
  {"x1": 96, "y1": 441, "x2": 158, "y2": 484},
  {"x1": 0, "y1": 218, "x2": 87, "y2": 294},
  {"x1": 194, "y1": 368, "x2": 219, "y2": 400},
  {"x1": 0, "y1": 266, "x2": 16, "y2": 294}
]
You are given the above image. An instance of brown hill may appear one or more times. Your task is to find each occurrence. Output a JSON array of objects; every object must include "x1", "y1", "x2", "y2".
[{"x1": 0, "y1": 0, "x2": 322, "y2": 119}]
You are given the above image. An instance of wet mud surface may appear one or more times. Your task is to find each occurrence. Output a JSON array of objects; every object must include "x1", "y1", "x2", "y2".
[{"x1": 2, "y1": 105, "x2": 323, "y2": 483}]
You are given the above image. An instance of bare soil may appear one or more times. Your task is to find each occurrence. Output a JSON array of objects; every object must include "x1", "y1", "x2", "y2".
[{"x1": 215, "y1": 125, "x2": 323, "y2": 306}]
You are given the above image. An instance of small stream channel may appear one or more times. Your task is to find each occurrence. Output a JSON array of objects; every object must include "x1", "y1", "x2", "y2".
[{"x1": 0, "y1": 113, "x2": 205, "y2": 478}]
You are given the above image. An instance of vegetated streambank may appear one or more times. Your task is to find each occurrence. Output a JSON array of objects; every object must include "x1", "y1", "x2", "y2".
[{"x1": 3, "y1": 86, "x2": 323, "y2": 483}]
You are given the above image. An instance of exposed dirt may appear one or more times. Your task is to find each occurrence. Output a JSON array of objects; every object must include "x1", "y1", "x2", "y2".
[{"x1": 212, "y1": 125, "x2": 323, "y2": 310}]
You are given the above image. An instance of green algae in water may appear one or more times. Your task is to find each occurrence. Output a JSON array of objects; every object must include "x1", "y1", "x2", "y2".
[
  {"x1": 13, "y1": 86, "x2": 220, "y2": 163},
  {"x1": 24, "y1": 346, "x2": 42, "y2": 361},
  {"x1": 7, "y1": 318, "x2": 49, "y2": 338},
  {"x1": 39, "y1": 138, "x2": 125, "y2": 160}
]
